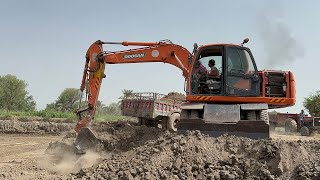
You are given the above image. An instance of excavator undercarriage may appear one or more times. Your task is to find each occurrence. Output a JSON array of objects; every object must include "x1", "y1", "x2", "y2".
[{"x1": 178, "y1": 103, "x2": 269, "y2": 139}]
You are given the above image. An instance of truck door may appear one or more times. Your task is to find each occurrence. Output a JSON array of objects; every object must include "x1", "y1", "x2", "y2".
[{"x1": 225, "y1": 46, "x2": 260, "y2": 96}]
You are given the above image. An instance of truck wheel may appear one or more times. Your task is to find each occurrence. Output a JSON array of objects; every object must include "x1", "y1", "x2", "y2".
[
  {"x1": 285, "y1": 118, "x2": 297, "y2": 133},
  {"x1": 138, "y1": 118, "x2": 149, "y2": 126},
  {"x1": 167, "y1": 113, "x2": 180, "y2": 132},
  {"x1": 138, "y1": 118, "x2": 151, "y2": 126},
  {"x1": 138, "y1": 118, "x2": 144, "y2": 126},
  {"x1": 161, "y1": 119, "x2": 167, "y2": 130},
  {"x1": 148, "y1": 120, "x2": 159, "y2": 128},
  {"x1": 300, "y1": 126, "x2": 310, "y2": 136},
  {"x1": 259, "y1": 110, "x2": 269, "y2": 124}
]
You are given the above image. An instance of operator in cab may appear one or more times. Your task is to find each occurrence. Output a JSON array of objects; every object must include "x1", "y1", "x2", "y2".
[{"x1": 207, "y1": 59, "x2": 219, "y2": 79}]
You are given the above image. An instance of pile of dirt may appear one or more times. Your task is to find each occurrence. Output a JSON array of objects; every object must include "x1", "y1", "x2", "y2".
[
  {"x1": 67, "y1": 122, "x2": 320, "y2": 180},
  {"x1": 162, "y1": 92, "x2": 186, "y2": 102},
  {"x1": 0, "y1": 121, "x2": 319, "y2": 179}
]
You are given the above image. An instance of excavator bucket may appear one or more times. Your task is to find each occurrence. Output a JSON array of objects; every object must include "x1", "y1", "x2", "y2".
[{"x1": 74, "y1": 127, "x2": 99, "y2": 154}]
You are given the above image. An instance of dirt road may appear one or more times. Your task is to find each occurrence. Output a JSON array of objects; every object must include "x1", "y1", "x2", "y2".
[
  {"x1": 0, "y1": 134, "x2": 66, "y2": 179},
  {"x1": 0, "y1": 134, "x2": 62, "y2": 167},
  {"x1": 271, "y1": 127, "x2": 320, "y2": 141}
]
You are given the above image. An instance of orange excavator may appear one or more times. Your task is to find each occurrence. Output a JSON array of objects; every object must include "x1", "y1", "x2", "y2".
[{"x1": 74, "y1": 38, "x2": 296, "y2": 152}]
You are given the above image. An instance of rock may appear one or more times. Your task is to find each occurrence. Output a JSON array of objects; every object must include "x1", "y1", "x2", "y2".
[
  {"x1": 174, "y1": 158, "x2": 182, "y2": 169},
  {"x1": 130, "y1": 168, "x2": 137, "y2": 177}
]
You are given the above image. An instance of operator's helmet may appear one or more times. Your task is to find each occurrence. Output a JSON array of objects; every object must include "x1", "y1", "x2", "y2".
[{"x1": 208, "y1": 59, "x2": 215, "y2": 66}]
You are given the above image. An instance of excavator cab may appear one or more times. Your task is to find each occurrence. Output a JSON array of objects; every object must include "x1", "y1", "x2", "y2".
[
  {"x1": 180, "y1": 43, "x2": 270, "y2": 139},
  {"x1": 190, "y1": 45, "x2": 260, "y2": 97}
]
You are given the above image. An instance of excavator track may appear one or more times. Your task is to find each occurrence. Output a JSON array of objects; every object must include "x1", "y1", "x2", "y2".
[
  {"x1": 177, "y1": 119, "x2": 270, "y2": 139},
  {"x1": 177, "y1": 103, "x2": 270, "y2": 139}
]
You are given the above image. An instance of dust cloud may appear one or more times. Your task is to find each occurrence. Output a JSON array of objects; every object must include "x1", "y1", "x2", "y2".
[
  {"x1": 257, "y1": 7, "x2": 304, "y2": 69},
  {"x1": 37, "y1": 148, "x2": 103, "y2": 175}
]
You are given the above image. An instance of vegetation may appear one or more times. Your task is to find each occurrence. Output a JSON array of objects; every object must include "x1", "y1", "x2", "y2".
[
  {"x1": 94, "y1": 114, "x2": 127, "y2": 122},
  {"x1": 0, "y1": 85, "x2": 185, "y2": 122},
  {"x1": 97, "y1": 102, "x2": 122, "y2": 115},
  {"x1": 0, "y1": 75, "x2": 125, "y2": 122},
  {"x1": 120, "y1": 89, "x2": 133, "y2": 99},
  {"x1": 0, "y1": 109, "x2": 126, "y2": 122},
  {"x1": 0, "y1": 74, "x2": 36, "y2": 111},
  {"x1": 45, "y1": 88, "x2": 80, "y2": 112},
  {"x1": 42, "y1": 87, "x2": 124, "y2": 121},
  {"x1": 0, "y1": 109, "x2": 75, "y2": 121},
  {"x1": 303, "y1": 91, "x2": 320, "y2": 116}
]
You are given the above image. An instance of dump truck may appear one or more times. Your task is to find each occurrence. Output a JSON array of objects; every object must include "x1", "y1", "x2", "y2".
[
  {"x1": 121, "y1": 92, "x2": 184, "y2": 131},
  {"x1": 74, "y1": 38, "x2": 296, "y2": 152}
]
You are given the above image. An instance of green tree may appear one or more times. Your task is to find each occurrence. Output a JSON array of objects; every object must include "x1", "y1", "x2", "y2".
[
  {"x1": 303, "y1": 91, "x2": 320, "y2": 116},
  {"x1": 0, "y1": 74, "x2": 36, "y2": 111},
  {"x1": 46, "y1": 88, "x2": 112, "y2": 115},
  {"x1": 94, "y1": 101, "x2": 121, "y2": 116},
  {"x1": 46, "y1": 88, "x2": 80, "y2": 112},
  {"x1": 105, "y1": 102, "x2": 121, "y2": 115},
  {"x1": 119, "y1": 89, "x2": 133, "y2": 100},
  {"x1": 95, "y1": 101, "x2": 107, "y2": 115}
]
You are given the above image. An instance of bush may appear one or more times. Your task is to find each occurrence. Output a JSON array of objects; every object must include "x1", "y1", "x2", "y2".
[
  {"x1": 94, "y1": 114, "x2": 127, "y2": 122},
  {"x1": 0, "y1": 109, "x2": 129, "y2": 122}
]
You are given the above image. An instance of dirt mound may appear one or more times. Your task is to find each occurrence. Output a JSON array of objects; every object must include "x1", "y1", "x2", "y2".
[
  {"x1": 163, "y1": 92, "x2": 186, "y2": 102},
  {"x1": 0, "y1": 121, "x2": 319, "y2": 179},
  {"x1": 68, "y1": 122, "x2": 320, "y2": 180}
]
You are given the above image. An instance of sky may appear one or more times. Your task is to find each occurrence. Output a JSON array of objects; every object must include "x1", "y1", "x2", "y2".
[{"x1": 0, "y1": 1, "x2": 319, "y2": 114}]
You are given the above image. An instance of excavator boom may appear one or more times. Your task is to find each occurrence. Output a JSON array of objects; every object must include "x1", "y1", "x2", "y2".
[{"x1": 75, "y1": 40, "x2": 191, "y2": 132}]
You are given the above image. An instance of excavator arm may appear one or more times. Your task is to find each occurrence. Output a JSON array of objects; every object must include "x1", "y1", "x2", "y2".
[{"x1": 75, "y1": 40, "x2": 191, "y2": 132}]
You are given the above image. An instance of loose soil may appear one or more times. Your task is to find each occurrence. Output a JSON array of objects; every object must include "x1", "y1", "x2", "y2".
[{"x1": 0, "y1": 121, "x2": 319, "y2": 180}]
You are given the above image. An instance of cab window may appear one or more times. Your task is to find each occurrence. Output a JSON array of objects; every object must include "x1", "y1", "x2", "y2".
[
  {"x1": 190, "y1": 47, "x2": 223, "y2": 95},
  {"x1": 227, "y1": 47, "x2": 255, "y2": 74}
]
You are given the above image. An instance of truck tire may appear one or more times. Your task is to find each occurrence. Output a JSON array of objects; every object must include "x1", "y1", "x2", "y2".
[
  {"x1": 167, "y1": 113, "x2": 180, "y2": 132},
  {"x1": 148, "y1": 120, "x2": 159, "y2": 128},
  {"x1": 259, "y1": 110, "x2": 269, "y2": 125},
  {"x1": 300, "y1": 126, "x2": 310, "y2": 136},
  {"x1": 161, "y1": 119, "x2": 167, "y2": 130},
  {"x1": 138, "y1": 118, "x2": 144, "y2": 126},
  {"x1": 138, "y1": 118, "x2": 151, "y2": 126},
  {"x1": 285, "y1": 118, "x2": 297, "y2": 133}
]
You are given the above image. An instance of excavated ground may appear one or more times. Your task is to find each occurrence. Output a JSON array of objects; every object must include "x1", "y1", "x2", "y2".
[{"x1": 0, "y1": 120, "x2": 320, "y2": 180}]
